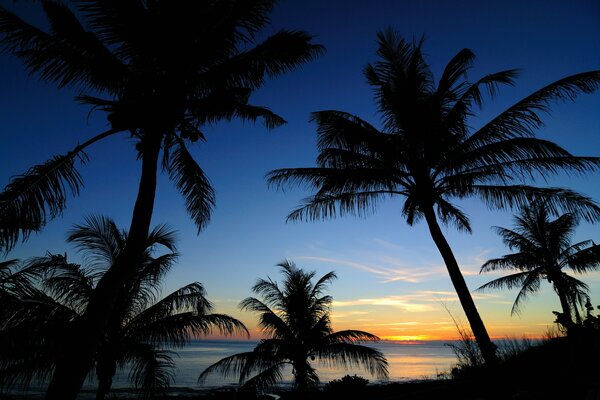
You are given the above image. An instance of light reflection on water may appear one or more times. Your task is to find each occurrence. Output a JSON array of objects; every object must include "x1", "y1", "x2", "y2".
[
  {"x1": 7, "y1": 340, "x2": 459, "y2": 398},
  {"x1": 106, "y1": 340, "x2": 457, "y2": 390}
]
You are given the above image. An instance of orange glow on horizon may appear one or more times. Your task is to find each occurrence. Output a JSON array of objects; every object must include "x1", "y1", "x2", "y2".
[{"x1": 381, "y1": 335, "x2": 433, "y2": 342}]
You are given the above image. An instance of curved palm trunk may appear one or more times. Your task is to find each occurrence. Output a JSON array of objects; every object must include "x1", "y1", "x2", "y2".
[
  {"x1": 423, "y1": 206, "x2": 498, "y2": 365},
  {"x1": 45, "y1": 134, "x2": 162, "y2": 400}
]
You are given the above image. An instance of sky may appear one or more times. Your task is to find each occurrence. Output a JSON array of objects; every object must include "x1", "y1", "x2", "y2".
[{"x1": 1, "y1": 0, "x2": 600, "y2": 341}]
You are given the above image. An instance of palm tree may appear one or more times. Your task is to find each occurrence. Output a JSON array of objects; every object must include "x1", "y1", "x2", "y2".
[
  {"x1": 267, "y1": 29, "x2": 600, "y2": 364},
  {"x1": 0, "y1": 2, "x2": 322, "y2": 397},
  {"x1": 478, "y1": 202, "x2": 600, "y2": 334},
  {"x1": 0, "y1": 215, "x2": 248, "y2": 400},
  {"x1": 198, "y1": 260, "x2": 388, "y2": 393}
]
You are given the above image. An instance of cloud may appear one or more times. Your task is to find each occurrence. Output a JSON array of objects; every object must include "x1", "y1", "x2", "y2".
[
  {"x1": 295, "y1": 244, "x2": 498, "y2": 284},
  {"x1": 330, "y1": 310, "x2": 371, "y2": 320},
  {"x1": 331, "y1": 289, "x2": 505, "y2": 315},
  {"x1": 332, "y1": 296, "x2": 435, "y2": 312},
  {"x1": 296, "y1": 256, "x2": 436, "y2": 283},
  {"x1": 373, "y1": 321, "x2": 422, "y2": 326}
]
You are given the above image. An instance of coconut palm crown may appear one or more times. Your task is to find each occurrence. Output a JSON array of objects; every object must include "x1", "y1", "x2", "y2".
[
  {"x1": 267, "y1": 29, "x2": 600, "y2": 364},
  {"x1": 0, "y1": 216, "x2": 248, "y2": 400},
  {"x1": 199, "y1": 260, "x2": 388, "y2": 392},
  {"x1": 0, "y1": 0, "x2": 324, "y2": 253},
  {"x1": 478, "y1": 202, "x2": 600, "y2": 333},
  {"x1": 0, "y1": 2, "x2": 323, "y2": 397}
]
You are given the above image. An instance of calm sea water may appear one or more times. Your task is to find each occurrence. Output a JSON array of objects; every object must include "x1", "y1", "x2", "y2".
[
  {"x1": 12, "y1": 340, "x2": 458, "y2": 398},
  {"x1": 108, "y1": 340, "x2": 457, "y2": 388}
]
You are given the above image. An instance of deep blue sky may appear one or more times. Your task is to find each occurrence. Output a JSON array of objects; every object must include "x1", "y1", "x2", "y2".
[{"x1": 1, "y1": 0, "x2": 599, "y2": 339}]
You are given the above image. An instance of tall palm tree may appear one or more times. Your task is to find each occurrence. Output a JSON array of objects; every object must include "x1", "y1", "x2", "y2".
[
  {"x1": 199, "y1": 260, "x2": 388, "y2": 393},
  {"x1": 0, "y1": 216, "x2": 248, "y2": 400},
  {"x1": 0, "y1": 2, "x2": 322, "y2": 397},
  {"x1": 478, "y1": 202, "x2": 600, "y2": 334},
  {"x1": 267, "y1": 29, "x2": 600, "y2": 364}
]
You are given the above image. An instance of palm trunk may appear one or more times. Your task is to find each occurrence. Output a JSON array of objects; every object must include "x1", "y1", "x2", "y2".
[
  {"x1": 550, "y1": 270, "x2": 575, "y2": 333},
  {"x1": 45, "y1": 134, "x2": 162, "y2": 400},
  {"x1": 95, "y1": 373, "x2": 113, "y2": 400},
  {"x1": 423, "y1": 206, "x2": 498, "y2": 365},
  {"x1": 293, "y1": 360, "x2": 310, "y2": 393}
]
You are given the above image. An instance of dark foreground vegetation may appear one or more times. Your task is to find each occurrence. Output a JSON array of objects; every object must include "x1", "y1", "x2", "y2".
[
  {"x1": 5, "y1": 327, "x2": 596, "y2": 400},
  {"x1": 155, "y1": 331, "x2": 600, "y2": 400}
]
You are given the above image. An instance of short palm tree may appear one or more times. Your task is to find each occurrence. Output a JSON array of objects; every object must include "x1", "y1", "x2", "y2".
[
  {"x1": 198, "y1": 260, "x2": 388, "y2": 392},
  {"x1": 0, "y1": 216, "x2": 248, "y2": 400},
  {"x1": 478, "y1": 202, "x2": 600, "y2": 333},
  {"x1": 267, "y1": 29, "x2": 600, "y2": 364},
  {"x1": 0, "y1": 2, "x2": 322, "y2": 397}
]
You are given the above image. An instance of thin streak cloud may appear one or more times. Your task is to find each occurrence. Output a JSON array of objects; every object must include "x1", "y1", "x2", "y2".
[{"x1": 296, "y1": 256, "x2": 435, "y2": 283}]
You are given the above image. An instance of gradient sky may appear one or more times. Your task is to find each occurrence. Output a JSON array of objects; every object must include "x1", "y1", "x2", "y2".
[{"x1": 1, "y1": 0, "x2": 600, "y2": 341}]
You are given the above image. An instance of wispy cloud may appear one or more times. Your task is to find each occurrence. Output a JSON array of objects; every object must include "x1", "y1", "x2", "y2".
[
  {"x1": 332, "y1": 290, "x2": 504, "y2": 314},
  {"x1": 333, "y1": 296, "x2": 434, "y2": 312},
  {"x1": 295, "y1": 243, "x2": 498, "y2": 284},
  {"x1": 297, "y1": 256, "x2": 435, "y2": 283},
  {"x1": 373, "y1": 321, "x2": 422, "y2": 326}
]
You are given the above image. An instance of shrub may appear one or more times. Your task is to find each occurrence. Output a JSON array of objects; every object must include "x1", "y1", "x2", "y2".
[{"x1": 324, "y1": 375, "x2": 369, "y2": 394}]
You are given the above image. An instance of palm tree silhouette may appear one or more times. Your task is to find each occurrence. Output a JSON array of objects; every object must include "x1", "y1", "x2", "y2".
[
  {"x1": 267, "y1": 30, "x2": 600, "y2": 364},
  {"x1": 199, "y1": 260, "x2": 388, "y2": 393},
  {"x1": 0, "y1": 216, "x2": 247, "y2": 399},
  {"x1": 478, "y1": 202, "x2": 600, "y2": 334},
  {"x1": 0, "y1": 2, "x2": 322, "y2": 397}
]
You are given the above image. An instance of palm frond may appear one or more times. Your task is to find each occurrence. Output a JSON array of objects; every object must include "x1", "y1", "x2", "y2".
[
  {"x1": 202, "y1": 29, "x2": 324, "y2": 90},
  {"x1": 435, "y1": 198, "x2": 472, "y2": 233},
  {"x1": 470, "y1": 70, "x2": 600, "y2": 143},
  {"x1": 43, "y1": 261, "x2": 93, "y2": 311},
  {"x1": 145, "y1": 224, "x2": 178, "y2": 253},
  {"x1": 164, "y1": 137, "x2": 215, "y2": 233},
  {"x1": 129, "y1": 312, "x2": 247, "y2": 348},
  {"x1": 563, "y1": 242, "x2": 600, "y2": 274},
  {"x1": 0, "y1": 153, "x2": 86, "y2": 254},
  {"x1": 285, "y1": 191, "x2": 397, "y2": 222},
  {"x1": 67, "y1": 215, "x2": 123, "y2": 269},
  {"x1": 559, "y1": 273, "x2": 589, "y2": 308},
  {"x1": 197, "y1": 352, "x2": 257, "y2": 384},
  {"x1": 315, "y1": 342, "x2": 388, "y2": 380},
  {"x1": 188, "y1": 88, "x2": 286, "y2": 130},
  {"x1": 509, "y1": 272, "x2": 542, "y2": 316},
  {"x1": 310, "y1": 271, "x2": 337, "y2": 298},
  {"x1": 322, "y1": 330, "x2": 381, "y2": 344},
  {"x1": 240, "y1": 297, "x2": 293, "y2": 340},
  {"x1": 251, "y1": 277, "x2": 285, "y2": 309},
  {"x1": 126, "y1": 344, "x2": 175, "y2": 400},
  {"x1": 480, "y1": 253, "x2": 536, "y2": 273},
  {"x1": 457, "y1": 68, "x2": 518, "y2": 105},
  {"x1": 471, "y1": 185, "x2": 600, "y2": 223},
  {"x1": 75, "y1": 0, "x2": 147, "y2": 50},
  {"x1": 0, "y1": 2, "x2": 126, "y2": 92},
  {"x1": 477, "y1": 270, "x2": 534, "y2": 292},
  {"x1": 0, "y1": 127, "x2": 120, "y2": 254},
  {"x1": 436, "y1": 48, "x2": 475, "y2": 98},
  {"x1": 0, "y1": 258, "x2": 19, "y2": 283},
  {"x1": 310, "y1": 110, "x2": 385, "y2": 152},
  {"x1": 239, "y1": 362, "x2": 286, "y2": 391},
  {"x1": 455, "y1": 138, "x2": 600, "y2": 181}
]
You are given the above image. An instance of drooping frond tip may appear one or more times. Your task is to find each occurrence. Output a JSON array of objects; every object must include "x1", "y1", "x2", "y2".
[{"x1": 0, "y1": 152, "x2": 87, "y2": 254}]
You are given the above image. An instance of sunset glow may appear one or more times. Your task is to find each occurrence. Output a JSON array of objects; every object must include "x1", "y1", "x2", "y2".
[{"x1": 2, "y1": 0, "x2": 599, "y2": 348}]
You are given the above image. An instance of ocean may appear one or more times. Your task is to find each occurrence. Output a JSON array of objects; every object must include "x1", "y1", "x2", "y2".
[{"x1": 10, "y1": 340, "x2": 459, "y2": 398}]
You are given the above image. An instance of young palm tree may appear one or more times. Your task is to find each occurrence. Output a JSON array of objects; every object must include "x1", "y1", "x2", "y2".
[
  {"x1": 0, "y1": 216, "x2": 248, "y2": 400},
  {"x1": 198, "y1": 260, "x2": 388, "y2": 392},
  {"x1": 478, "y1": 202, "x2": 600, "y2": 333},
  {"x1": 0, "y1": 2, "x2": 322, "y2": 397},
  {"x1": 267, "y1": 30, "x2": 600, "y2": 364}
]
